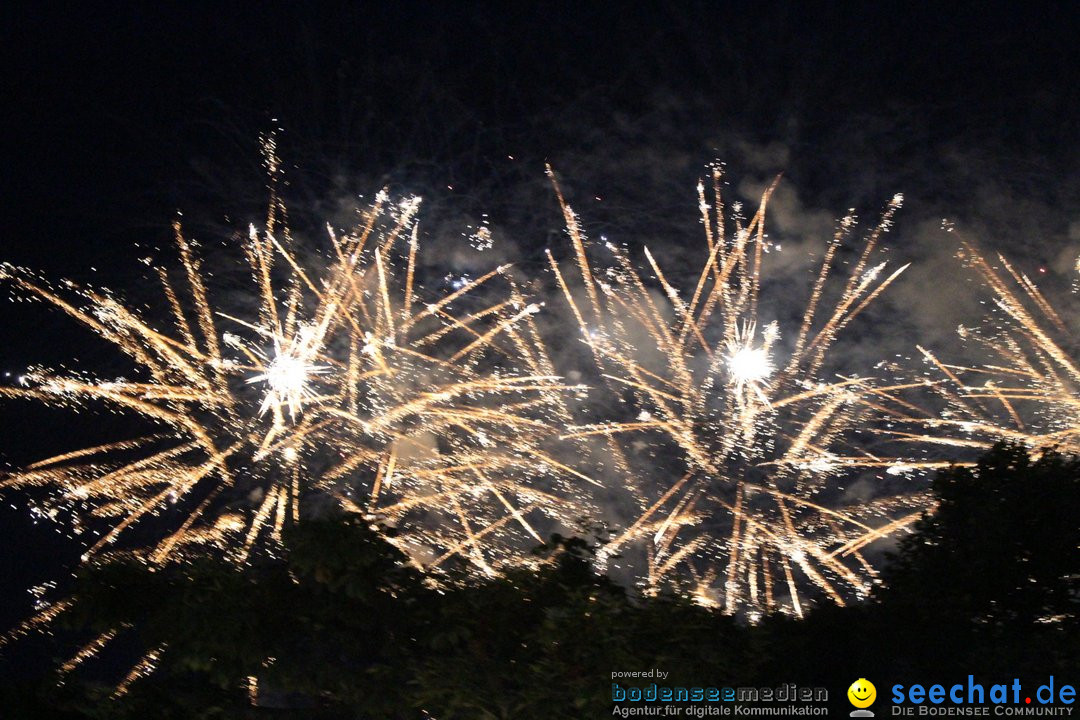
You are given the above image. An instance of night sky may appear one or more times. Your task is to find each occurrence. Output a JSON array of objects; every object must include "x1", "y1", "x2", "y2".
[{"x1": 1, "y1": 0, "x2": 1079, "y2": 681}]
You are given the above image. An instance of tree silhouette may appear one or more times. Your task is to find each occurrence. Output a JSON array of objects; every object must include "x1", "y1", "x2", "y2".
[
  {"x1": 869, "y1": 442, "x2": 1080, "y2": 675},
  {"x1": 882, "y1": 443, "x2": 1079, "y2": 628},
  {"x1": 8, "y1": 443, "x2": 1078, "y2": 717}
]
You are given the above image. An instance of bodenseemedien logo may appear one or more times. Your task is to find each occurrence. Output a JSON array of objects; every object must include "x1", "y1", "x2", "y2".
[{"x1": 848, "y1": 678, "x2": 877, "y2": 717}]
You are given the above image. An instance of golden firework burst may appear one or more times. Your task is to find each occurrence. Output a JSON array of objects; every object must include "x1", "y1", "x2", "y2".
[{"x1": 545, "y1": 165, "x2": 931, "y2": 617}]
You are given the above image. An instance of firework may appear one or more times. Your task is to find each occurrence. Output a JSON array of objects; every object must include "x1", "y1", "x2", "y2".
[
  {"x1": 545, "y1": 165, "x2": 931, "y2": 617},
  {"x1": 0, "y1": 140, "x2": 588, "y2": 585},
  {"x1": 885, "y1": 237, "x2": 1079, "y2": 459}
]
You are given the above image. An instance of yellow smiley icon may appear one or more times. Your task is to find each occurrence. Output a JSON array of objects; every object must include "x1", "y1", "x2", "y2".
[{"x1": 848, "y1": 678, "x2": 876, "y2": 708}]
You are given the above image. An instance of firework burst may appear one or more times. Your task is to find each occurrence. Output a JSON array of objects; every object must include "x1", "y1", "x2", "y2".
[
  {"x1": 886, "y1": 236, "x2": 1079, "y2": 459},
  {"x1": 545, "y1": 165, "x2": 931, "y2": 617},
  {"x1": 0, "y1": 141, "x2": 589, "y2": 585}
]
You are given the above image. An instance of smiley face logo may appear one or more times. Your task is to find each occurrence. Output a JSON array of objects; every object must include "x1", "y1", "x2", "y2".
[{"x1": 848, "y1": 678, "x2": 876, "y2": 708}]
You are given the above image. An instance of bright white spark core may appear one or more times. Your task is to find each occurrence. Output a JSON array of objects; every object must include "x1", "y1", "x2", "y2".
[
  {"x1": 728, "y1": 347, "x2": 773, "y2": 387},
  {"x1": 248, "y1": 331, "x2": 329, "y2": 420}
]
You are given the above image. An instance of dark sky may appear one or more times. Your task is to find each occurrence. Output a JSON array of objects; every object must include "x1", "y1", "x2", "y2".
[
  {"x1": 2, "y1": 2, "x2": 1077, "y2": 349},
  {"x1": 3, "y1": 2, "x2": 1078, "y2": 269},
  {"x1": 1, "y1": 0, "x2": 1078, "y2": 673}
]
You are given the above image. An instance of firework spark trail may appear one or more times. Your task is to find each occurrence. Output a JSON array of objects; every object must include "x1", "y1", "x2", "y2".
[
  {"x1": 0, "y1": 598, "x2": 73, "y2": 650},
  {"x1": 112, "y1": 644, "x2": 165, "y2": 698},
  {"x1": 882, "y1": 237, "x2": 1079, "y2": 458},
  {"x1": 58, "y1": 627, "x2": 122, "y2": 679},
  {"x1": 546, "y1": 165, "x2": 927, "y2": 616},
  {"x1": 0, "y1": 142, "x2": 593, "y2": 596}
]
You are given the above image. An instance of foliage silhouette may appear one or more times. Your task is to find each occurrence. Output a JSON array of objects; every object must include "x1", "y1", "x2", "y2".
[{"x1": 5, "y1": 443, "x2": 1077, "y2": 717}]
